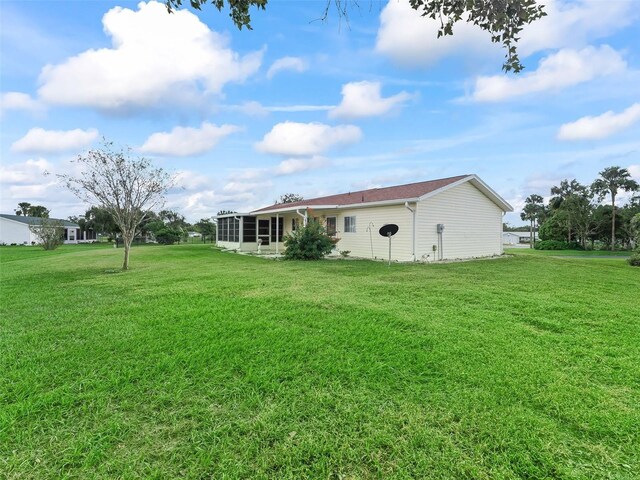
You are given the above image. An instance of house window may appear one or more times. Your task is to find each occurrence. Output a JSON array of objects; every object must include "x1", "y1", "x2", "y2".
[
  {"x1": 344, "y1": 216, "x2": 356, "y2": 233},
  {"x1": 326, "y1": 216, "x2": 337, "y2": 236},
  {"x1": 291, "y1": 218, "x2": 299, "y2": 231}
]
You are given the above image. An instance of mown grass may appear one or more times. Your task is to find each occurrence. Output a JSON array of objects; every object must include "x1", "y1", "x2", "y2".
[
  {"x1": 1, "y1": 245, "x2": 638, "y2": 479},
  {"x1": 505, "y1": 248, "x2": 632, "y2": 257}
]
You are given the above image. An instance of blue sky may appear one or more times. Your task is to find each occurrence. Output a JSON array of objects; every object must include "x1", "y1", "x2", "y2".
[{"x1": 1, "y1": 0, "x2": 639, "y2": 225}]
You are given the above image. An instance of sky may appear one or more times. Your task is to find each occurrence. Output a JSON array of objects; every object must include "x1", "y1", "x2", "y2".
[{"x1": 1, "y1": 0, "x2": 639, "y2": 226}]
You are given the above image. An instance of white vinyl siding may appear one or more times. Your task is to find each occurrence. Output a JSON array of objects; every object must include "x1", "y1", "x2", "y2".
[
  {"x1": 416, "y1": 182, "x2": 503, "y2": 260},
  {"x1": 331, "y1": 205, "x2": 414, "y2": 261}
]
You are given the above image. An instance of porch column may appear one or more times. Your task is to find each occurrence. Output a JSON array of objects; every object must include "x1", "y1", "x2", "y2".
[{"x1": 275, "y1": 213, "x2": 279, "y2": 255}]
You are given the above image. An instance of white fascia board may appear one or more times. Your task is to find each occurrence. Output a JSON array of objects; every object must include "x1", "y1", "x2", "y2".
[
  {"x1": 252, "y1": 198, "x2": 420, "y2": 216},
  {"x1": 418, "y1": 175, "x2": 513, "y2": 212},
  {"x1": 213, "y1": 213, "x2": 252, "y2": 219}
]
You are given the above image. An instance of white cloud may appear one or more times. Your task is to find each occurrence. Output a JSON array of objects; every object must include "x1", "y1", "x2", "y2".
[
  {"x1": 225, "y1": 101, "x2": 269, "y2": 116},
  {"x1": 274, "y1": 156, "x2": 329, "y2": 175},
  {"x1": 37, "y1": 1, "x2": 262, "y2": 111},
  {"x1": 266, "y1": 56, "x2": 306, "y2": 79},
  {"x1": 139, "y1": 122, "x2": 241, "y2": 156},
  {"x1": 375, "y1": 0, "x2": 495, "y2": 67},
  {"x1": 628, "y1": 164, "x2": 640, "y2": 181},
  {"x1": 256, "y1": 122, "x2": 362, "y2": 157},
  {"x1": 557, "y1": 103, "x2": 640, "y2": 141},
  {"x1": 471, "y1": 45, "x2": 626, "y2": 102},
  {"x1": 329, "y1": 81, "x2": 412, "y2": 119},
  {"x1": 11, "y1": 128, "x2": 98, "y2": 153},
  {"x1": 0, "y1": 92, "x2": 44, "y2": 115},
  {"x1": 519, "y1": 0, "x2": 637, "y2": 56},
  {"x1": 0, "y1": 158, "x2": 53, "y2": 185},
  {"x1": 174, "y1": 170, "x2": 211, "y2": 191},
  {"x1": 0, "y1": 158, "x2": 81, "y2": 215}
]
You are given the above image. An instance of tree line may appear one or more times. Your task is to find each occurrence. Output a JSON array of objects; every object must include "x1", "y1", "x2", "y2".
[{"x1": 520, "y1": 166, "x2": 639, "y2": 251}]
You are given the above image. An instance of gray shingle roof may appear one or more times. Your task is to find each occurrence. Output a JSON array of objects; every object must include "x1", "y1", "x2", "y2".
[{"x1": 0, "y1": 214, "x2": 79, "y2": 228}]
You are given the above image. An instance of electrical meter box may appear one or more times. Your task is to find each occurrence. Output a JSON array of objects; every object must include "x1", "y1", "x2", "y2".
[{"x1": 436, "y1": 223, "x2": 445, "y2": 233}]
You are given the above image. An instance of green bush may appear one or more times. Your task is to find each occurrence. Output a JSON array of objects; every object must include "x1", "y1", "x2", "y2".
[
  {"x1": 283, "y1": 221, "x2": 336, "y2": 260},
  {"x1": 628, "y1": 252, "x2": 640, "y2": 267},
  {"x1": 154, "y1": 227, "x2": 182, "y2": 245},
  {"x1": 534, "y1": 240, "x2": 584, "y2": 251}
]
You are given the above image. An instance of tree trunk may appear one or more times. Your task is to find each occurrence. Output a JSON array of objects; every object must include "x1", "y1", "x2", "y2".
[
  {"x1": 611, "y1": 195, "x2": 616, "y2": 251},
  {"x1": 122, "y1": 232, "x2": 134, "y2": 270},
  {"x1": 530, "y1": 220, "x2": 534, "y2": 249}
]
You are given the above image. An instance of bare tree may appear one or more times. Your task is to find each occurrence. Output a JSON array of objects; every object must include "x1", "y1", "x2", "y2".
[
  {"x1": 59, "y1": 141, "x2": 175, "y2": 270},
  {"x1": 29, "y1": 218, "x2": 64, "y2": 250}
]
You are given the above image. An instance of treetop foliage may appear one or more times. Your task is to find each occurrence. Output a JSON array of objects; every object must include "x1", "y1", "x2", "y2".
[
  {"x1": 15, "y1": 202, "x2": 50, "y2": 218},
  {"x1": 278, "y1": 193, "x2": 304, "y2": 204},
  {"x1": 165, "y1": 0, "x2": 545, "y2": 73}
]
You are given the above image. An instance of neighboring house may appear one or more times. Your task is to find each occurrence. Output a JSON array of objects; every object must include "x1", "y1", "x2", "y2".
[
  {"x1": 215, "y1": 174, "x2": 513, "y2": 262},
  {"x1": 0, "y1": 214, "x2": 97, "y2": 245},
  {"x1": 502, "y1": 231, "x2": 539, "y2": 245}
]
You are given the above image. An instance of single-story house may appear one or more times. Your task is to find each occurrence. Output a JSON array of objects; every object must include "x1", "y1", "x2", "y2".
[
  {"x1": 215, "y1": 174, "x2": 513, "y2": 262},
  {"x1": 0, "y1": 214, "x2": 97, "y2": 245},
  {"x1": 502, "y1": 231, "x2": 539, "y2": 245}
]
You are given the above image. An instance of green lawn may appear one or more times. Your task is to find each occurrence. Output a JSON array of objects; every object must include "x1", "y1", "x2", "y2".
[
  {"x1": 505, "y1": 248, "x2": 632, "y2": 257},
  {"x1": 1, "y1": 245, "x2": 638, "y2": 479}
]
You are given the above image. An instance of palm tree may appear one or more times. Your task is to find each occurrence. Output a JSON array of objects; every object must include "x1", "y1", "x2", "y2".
[
  {"x1": 591, "y1": 167, "x2": 639, "y2": 251},
  {"x1": 520, "y1": 194, "x2": 545, "y2": 248}
]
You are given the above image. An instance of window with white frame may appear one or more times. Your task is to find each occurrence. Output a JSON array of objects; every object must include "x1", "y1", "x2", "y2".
[{"x1": 344, "y1": 216, "x2": 356, "y2": 233}]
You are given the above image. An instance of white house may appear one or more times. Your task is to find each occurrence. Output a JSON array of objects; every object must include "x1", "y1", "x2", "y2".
[
  {"x1": 215, "y1": 174, "x2": 513, "y2": 262},
  {"x1": 502, "y1": 231, "x2": 539, "y2": 246},
  {"x1": 0, "y1": 214, "x2": 96, "y2": 245}
]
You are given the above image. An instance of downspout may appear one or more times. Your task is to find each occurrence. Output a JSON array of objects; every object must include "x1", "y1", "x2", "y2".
[
  {"x1": 404, "y1": 202, "x2": 416, "y2": 262},
  {"x1": 275, "y1": 213, "x2": 279, "y2": 255}
]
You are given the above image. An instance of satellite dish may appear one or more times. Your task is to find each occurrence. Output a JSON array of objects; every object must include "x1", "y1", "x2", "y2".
[
  {"x1": 378, "y1": 224, "x2": 399, "y2": 266},
  {"x1": 379, "y1": 224, "x2": 399, "y2": 237}
]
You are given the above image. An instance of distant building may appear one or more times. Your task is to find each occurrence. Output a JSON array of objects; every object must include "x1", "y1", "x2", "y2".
[
  {"x1": 502, "y1": 230, "x2": 539, "y2": 245},
  {"x1": 0, "y1": 214, "x2": 97, "y2": 245}
]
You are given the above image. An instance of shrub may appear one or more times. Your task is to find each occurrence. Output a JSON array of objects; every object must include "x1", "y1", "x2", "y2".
[
  {"x1": 283, "y1": 221, "x2": 336, "y2": 260},
  {"x1": 628, "y1": 252, "x2": 640, "y2": 267},
  {"x1": 534, "y1": 240, "x2": 584, "y2": 251},
  {"x1": 154, "y1": 227, "x2": 182, "y2": 245}
]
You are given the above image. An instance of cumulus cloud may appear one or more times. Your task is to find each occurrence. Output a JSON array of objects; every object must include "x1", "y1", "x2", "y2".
[
  {"x1": 0, "y1": 158, "x2": 53, "y2": 184},
  {"x1": 329, "y1": 81, "x2": 412, "y2": 119},
  {"x1": 266, "y1": 56, "x2": 306, "y2": 79},
  {"x1": 1, "y1": 92, "x2": 44, "y2": 116},
  {"x1": 274, "y1": 156, "x2": 329, "y2": 175},
  {"x1": 255, "y1": 122, "x2": 362, "y2": 157},
  {"x1": 375, "y1": 0, "x2": 495, "y2": 67},
  {"x1": 557, "y1": 103, "x2": 640, "y2": 141},
  {"x1": 519, "y1": 0, "x2": 637, "y2": 56},
  {"x1": 0, "y1": 158, "x2": 80, "y2": 214},
  {"x1": 375, "y1": 0, "x2": 636, "y2": 68},
  {"x1": 139, "y1": 122, "x2": 241, "y2": 156},
  {"x1": 11, "y1": 128, "x2": 98, "y2": 153},
  {"x1": 37, "y1": 1, "x2": 262, "y2": 111},
  {"x1": 471, "y1": 45, "x2": 626, "y2": 102}
]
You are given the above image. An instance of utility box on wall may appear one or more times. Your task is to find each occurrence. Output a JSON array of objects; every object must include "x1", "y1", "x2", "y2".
[{"x1": 436, "y1": 223, "x2": 445, "y2": 233}]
